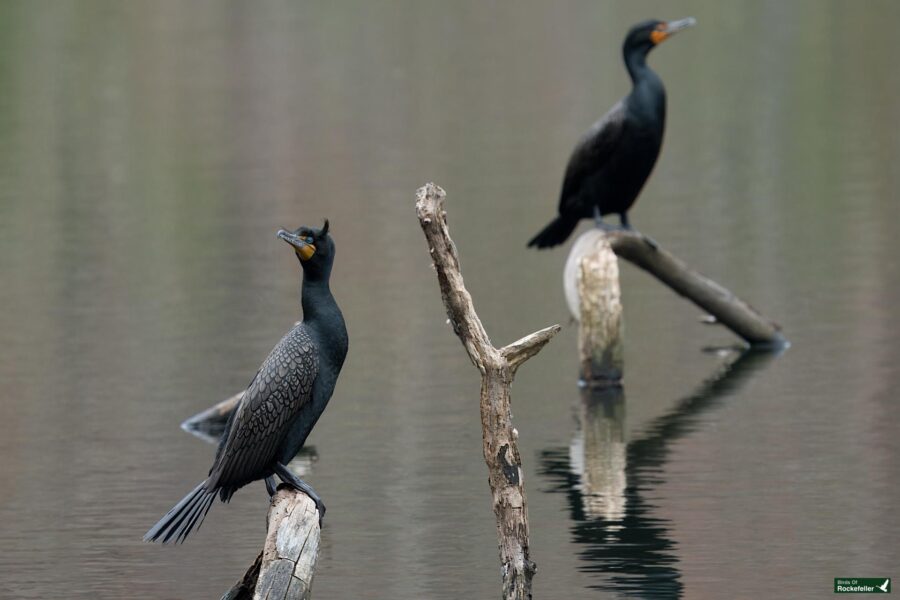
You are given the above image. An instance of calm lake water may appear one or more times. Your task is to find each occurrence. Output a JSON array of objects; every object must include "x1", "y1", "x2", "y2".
[{"x1": 1, "y1": 2, "x2": 898, "y2": 598}]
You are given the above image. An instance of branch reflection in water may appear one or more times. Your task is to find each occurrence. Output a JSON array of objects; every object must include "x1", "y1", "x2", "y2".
[{"x1": 540, "y1": 348, "x2": 778, "y2": 597}]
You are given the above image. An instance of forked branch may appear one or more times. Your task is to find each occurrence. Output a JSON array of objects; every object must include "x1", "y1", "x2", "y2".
[{"x1": 416, "y1": 182, "x2": 560, "y2": 599}]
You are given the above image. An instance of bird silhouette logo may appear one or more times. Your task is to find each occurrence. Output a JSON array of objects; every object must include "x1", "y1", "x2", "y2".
[{"x1": 878, "y1": 579, "x2": 890, "y2": 593}]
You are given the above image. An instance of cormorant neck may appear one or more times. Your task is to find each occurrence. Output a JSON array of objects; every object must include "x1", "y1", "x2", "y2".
[
  {"x1": 300, "y1": 270, "x2": 347, "y2": 368},
  {"x1": 623, "y1": 49, "x2": 666, "y2": 122},
  {"x1": 300, "y1": 273, "x2": 337, "y2": 322},
  {"x1": 624, "y1": 48, "x2": 651, "y2": 84}
]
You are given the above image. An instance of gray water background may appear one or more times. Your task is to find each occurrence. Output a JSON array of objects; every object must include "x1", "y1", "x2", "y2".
[{"x1": 0, "y1": 1, "x2": 898, "y2": 598}]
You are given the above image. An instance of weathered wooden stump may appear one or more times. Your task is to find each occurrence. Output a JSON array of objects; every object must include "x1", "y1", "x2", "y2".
[
  {"x1": 222, "y1": 487, "x2": 321, "y2": 600},
  {"x1": 564, "y1": 231, "x2": 624, "y2": 383}
]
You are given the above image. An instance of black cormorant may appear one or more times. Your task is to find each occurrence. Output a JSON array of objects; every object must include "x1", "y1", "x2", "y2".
[
  {"x1": 145, "y1": 220, "x2": 348, "y2": 543},
  {"x1": 528, "y1": 18, "x2": 695, "y2": 249}
]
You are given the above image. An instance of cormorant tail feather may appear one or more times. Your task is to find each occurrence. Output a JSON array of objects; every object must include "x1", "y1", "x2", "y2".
[
  {"x1": 528, "y1": 215, "x2": 578, "y2": 248},
  {"x1": 144, "y1": 480, "x2": 216, "y2": 544}
]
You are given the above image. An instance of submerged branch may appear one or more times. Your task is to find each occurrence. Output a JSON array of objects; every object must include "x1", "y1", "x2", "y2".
[{"x1": 181, "y1": 392, "x2": 243, "y2": 443}]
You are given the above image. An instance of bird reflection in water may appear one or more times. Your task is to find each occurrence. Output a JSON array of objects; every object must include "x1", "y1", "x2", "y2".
[{"x1": 540, "y1": 349, "x2": 777, "y2": 598}]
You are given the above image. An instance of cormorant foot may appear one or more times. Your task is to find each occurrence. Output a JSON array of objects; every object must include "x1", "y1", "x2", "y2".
[
  {"x1": 594, "y1": 220, "x2": 619, "y2": 232},
  {"x1": 265, "y1": 476, "x2": 277, "y2": 498},
  {"x1": 314, "y1": 498, "x2": 326, "y2": 525},
  {"x1": 275, "y1": 462, "x2": 326, "y2": 526}
]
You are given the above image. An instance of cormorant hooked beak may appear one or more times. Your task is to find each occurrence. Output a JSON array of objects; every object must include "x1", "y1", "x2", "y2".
[
  {"x1": 651, "y1": 17, "x2": 696, "y2": 45},
  {"x1": 277, "y1": 228, "x2": 316, "y2": 261}
]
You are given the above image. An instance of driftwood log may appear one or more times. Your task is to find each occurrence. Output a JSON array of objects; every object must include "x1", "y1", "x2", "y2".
[
  {"x1": 416, "y1": 183, "x2": 560, "y2": 600},
  {"x1": 565, "y1": 229, "x2": 786, "y2": 377},
  {"x1": 222, "y1": 487, "x2": 321, "y2": 600}
]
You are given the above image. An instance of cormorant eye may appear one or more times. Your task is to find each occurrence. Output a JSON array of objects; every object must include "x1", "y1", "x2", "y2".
[{"x1": 306, "y1": 236, "x2": 314, "y2": 244}]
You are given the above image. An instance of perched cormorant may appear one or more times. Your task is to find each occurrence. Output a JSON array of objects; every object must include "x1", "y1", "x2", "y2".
[
  {"x1": 145, "y1": 220, "x2": 348, "y2": 544},
  {"x1": 528, "y1": 18, "x2": 695, "y2": 249}
]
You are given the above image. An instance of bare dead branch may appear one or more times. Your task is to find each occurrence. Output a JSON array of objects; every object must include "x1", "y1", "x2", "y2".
[
  {"x1": 501, "y1": 325, "x2": 562, "y2": 375},
  {"x1": 416, "y1": 182, "x2": 560, "y2": 599}
]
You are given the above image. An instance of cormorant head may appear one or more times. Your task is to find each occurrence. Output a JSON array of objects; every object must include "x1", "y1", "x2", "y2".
[
  {"x1": 623, "y1": 17, "x2": 695, "y2": 56},
  {"x1": 276, "y1": 219, "x2": 336, "y2": 280}
]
